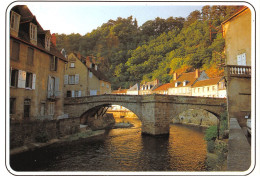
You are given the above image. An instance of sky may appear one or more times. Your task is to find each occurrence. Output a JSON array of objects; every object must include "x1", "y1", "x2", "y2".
[{"x1": 25, "y1": 2, "x2": 203, "y2": 36}]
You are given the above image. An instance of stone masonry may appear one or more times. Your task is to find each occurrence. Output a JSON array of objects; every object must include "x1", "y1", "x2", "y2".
[{"x1": 64, "y1": 94, "x2": 226, "y2": 135}]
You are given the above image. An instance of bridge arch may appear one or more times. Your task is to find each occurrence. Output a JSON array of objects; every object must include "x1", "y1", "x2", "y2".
[
  {"x1": 172, "y1": 108, "x2": 219, "y2": 127},
  {"x1": 78, "y1": 102, "x2": 143, "y2": 124}
]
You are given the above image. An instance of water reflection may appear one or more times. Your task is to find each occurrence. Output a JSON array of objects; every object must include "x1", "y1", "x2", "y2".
[{"x1": 10, "y1": 118, "x2": 207, "y2": 171}]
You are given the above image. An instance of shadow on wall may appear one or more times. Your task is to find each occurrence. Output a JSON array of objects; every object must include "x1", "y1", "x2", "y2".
[{"x1": 172, "y1": 109, "x2": 218, "y2": 127}]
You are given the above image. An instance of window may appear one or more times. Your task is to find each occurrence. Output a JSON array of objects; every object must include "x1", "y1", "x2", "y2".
[
  {"x1": 25, "y1": 72, "x2": 33, "y2": 89},
  {"x1": 11, "y1": 41, "x2": 20, "y2": 61},
  {"x1": 102, "y1": 82, "x2": 104, "y2": 87},
  {"x1": 89, "y1": 71, "x2": 93, "y2": 78},
  {"x1": 75, "y1": 91, "x2": 81, "y2": 97},
  {"x1": 67, "y1": 91, "x2": 71, "y2": 97},
  {"x1": 27, "y1": 47, "x2": 34, "y2": 65},
  {"x1": 212, "y1": 86, "x2": 215, "y2": 91},
  {"x1": 70, "y1": 62, "x2": 75, "y2": 68},
  {"x1": 49, "y1": 102, "x2": 55, "y2": 115},
  {"x1": 237, "y1": 53, "x2": 246, "y2": 66},
  {"x1": 24, "y1": 99, "x2": 31, "y2": 120},
  {"x1": 30, "y1": 23, "x2": 37, "y2": 43},
  {"x1": 69, "y1": 75, "x2": 75, "y2": 84},
  {"x1": 45, "y1": 34, "x2": 51, "y2": 51},
  {"x1": 40, "y1": 103, "x2": 45, "y2": 116},
  {"x1": 207, "y1": 87, "x2": 209, "y2": 91},
  {"x1": 10, "y1": 11, "x2": 20, "y2": 33},
  {"x1": 106, "y1": 84, "x2": 109, "y2": 88},
  {"x1": 10, "y1": 98, "x2": 16, "y2": 114},
  {"x1": 50, "y1": 56, "x2": 57, "y2": 71},
  {"x1": 10, "y1": 69, "x2": 18, "y2": 87}
]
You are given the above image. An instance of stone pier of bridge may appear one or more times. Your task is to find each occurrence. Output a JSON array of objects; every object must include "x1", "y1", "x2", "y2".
[{"x1": 64, "y1": 94, "x2": 226, "y2": 135}]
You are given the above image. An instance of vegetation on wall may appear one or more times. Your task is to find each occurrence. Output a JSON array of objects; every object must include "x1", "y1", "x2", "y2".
[{"x1": 55, "y1": 5, "x2": 241, "y2": 89}]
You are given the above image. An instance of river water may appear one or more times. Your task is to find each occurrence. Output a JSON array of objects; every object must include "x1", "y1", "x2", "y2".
[{"x1": 10, "y1": 118, "x2": 207, "y2": 171}]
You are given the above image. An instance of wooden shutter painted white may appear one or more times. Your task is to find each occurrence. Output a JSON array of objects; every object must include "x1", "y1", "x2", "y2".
[
  {"x1": 237, "y1": 55, "x2": 242, "y2": 65},
  {"x1": 71, "y1": 90, "x2": 75, "y2": 97},
  {"x1": 241, "y1": 53, "x2": 246, "y2": 66},
  {"x1": 55, "y1": 77, "x2": 60, "y2": 96},
  {"x1": 78, "y1": 91, "x2": 81, "y2": 97},
  {"x1": 75, "y1": 74, "x2": 79, "y2": 84},
  {"x1": 17, "y1": 70, "x2": 26, "y2": 88},
  {"x1": 64, "y1": 75, "x2": 68, "y2": 85},
  {"x1": 32, "y1": 73, "x2": 36, "y2": 89}
]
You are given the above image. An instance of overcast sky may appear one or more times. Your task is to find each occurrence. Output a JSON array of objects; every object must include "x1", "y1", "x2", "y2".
[{"x1": 24, "y1": 2, "x2": 203, "y2": 35}]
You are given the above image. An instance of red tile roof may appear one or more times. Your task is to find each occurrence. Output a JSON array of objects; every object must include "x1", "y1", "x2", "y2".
[
  {"x1": 112, "y1": 89, "x2": 128, "y2": 94},
  {"x1": 174, "y1": 71, "x2": 199, "y2": 87},
  {"x1": 192, "y1": 77, "x2": 223, "y2": 87},
  {"x1": 153, "y1": 83, "x2": 174, "y2": 91}
]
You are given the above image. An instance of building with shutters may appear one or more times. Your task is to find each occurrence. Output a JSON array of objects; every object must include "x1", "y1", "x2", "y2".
[
  {"x1": 222, "y1": 6, "x2": 252, "y2": 127},
  {"x1": 139, "y1": 79, "x2": 160, "y2": 95},
  {"x1": 191, "y1": 76, "x2": 226, "y2": 98},
  {"x1": 64, "y1": 53, "x2": 111, "y2": 97},
  {"x1": 168, "y1": 69, "x2": 209, "y2": 96},
  {"x1": 10, "y1": 5, "x2": 67, "y2": 121}
]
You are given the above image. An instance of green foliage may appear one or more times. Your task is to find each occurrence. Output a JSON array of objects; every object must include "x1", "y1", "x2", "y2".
[
  {"x1": 55, "y1": 5, "x2": 242, "y2": 89},
  {"x1": 204, "y1": 125, "x2": 218, "y2": 141},
  {"x1": 207, "y1": 140, "x2": 215, "y2": 153},
  {"x1": 219, "y1": 111, "x2": 228, "y2": 138},
  {"x1": 35, "y1": 131, "x2": 49, "y2": 143},
  {"x1": 215, "y1": 140, "x2": 228, "y2": 162}
]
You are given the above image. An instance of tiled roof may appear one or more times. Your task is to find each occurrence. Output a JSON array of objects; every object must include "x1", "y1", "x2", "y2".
[
  {"x1": 174, "y1": 71, "x2": 199, "y2": 87},
  {"x1": 192, "y1": 77, "x2": 223, "y2": 88},
  {"x1": 222, "y1": 6, "x2": 248, "y2": 24},
  {"x1": 153, "y1": 83, "x2": 174, "y2": 91},
  {"x1": 11, "y1": 5, "x2": 67, "y2": 62},
  {"x1": 112, "y1": 89, "x2": 128, "y2": 94},
  {"x1": 71, "y1": 53, "x2": 110, "y2": 83}
]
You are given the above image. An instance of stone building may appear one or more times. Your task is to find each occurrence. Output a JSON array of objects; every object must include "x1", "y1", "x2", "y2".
[
  {"x1": 222, "y1": 6, "x2": 251, "y2": 127},
  {"x1": 168, "y1": 69, "x2": 208, "y2": 96},
  {"x1": 191, "y1": 77, "x2": 226, "y2": 98},
  {"x1": 64, "y1": 53, "x2": 111, "y2": 97},
  {"x1": 126, "y1": 83, "x2": 139, "y2": 95},
  {"x1": 139, "y1": 79, "x2": 159, "y2": 95},
  {"x1": 10, "y1": 5, "x2": 67, "y2": 121},
  {"x1": 152, "y1": 83, "x2": 173, "y2": 95}
]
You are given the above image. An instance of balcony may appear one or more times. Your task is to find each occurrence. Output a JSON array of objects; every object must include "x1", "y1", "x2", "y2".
[
  {"x1": 47, "y1": 90, "x2": 62, "y2": 99},
  {"x1": 225, "y1": 65, "x2": 251, "y2": 78}
]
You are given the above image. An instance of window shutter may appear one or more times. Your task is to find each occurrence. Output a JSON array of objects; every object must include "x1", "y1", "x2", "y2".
[
  {"x1": 237, "y1": 55, "x2": 242, "y2": 65},
  {"x1": 55, "y1": 77, "x2": 60, "y2": 96},
  {"x1": 17, "y1": 70, "x2": 26, "y2": 88},
  {"x1": 241, "y1": 53, "x2": 246, "y2": 66},
  {"x1": 47, "y1": 76, "x2": 52, "y2": 98},
  {"x1": 78, "y1": 91, "x2": 81, "y2": 97},
  {"x1": 71, "y1": 90, "x2": 75, "y2": 97},
  {"x1": 32, "y1": 73, "x2": 36, "y2": 89},
  {"x1": 64, "y1": 75, "x2": 68, "y2": 85},
  {"x1": 75, "y1": 74, "x2": 79, "y2": 84}
]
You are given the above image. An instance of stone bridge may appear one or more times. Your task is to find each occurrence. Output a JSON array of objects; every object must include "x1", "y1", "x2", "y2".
[{"x1": 64, "y1": 94, "x2": 226, "y2": 135}]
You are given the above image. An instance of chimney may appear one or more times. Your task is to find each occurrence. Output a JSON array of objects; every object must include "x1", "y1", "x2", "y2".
[
  {"x1": 195, "y1": 69, "x2": 200, "y2": 78},
  {"x1": 51, "y1": 33, "x2": 56, "y2": 46},
  {"x1": 173, "y1": 72, "x2": 178, "y2": 81},
  {"x1": 86, "y1": 56, "x2": 91, "y2": 68},
  {"x1": 77, "y1": 52, "x2": 81, "y2": 59}
]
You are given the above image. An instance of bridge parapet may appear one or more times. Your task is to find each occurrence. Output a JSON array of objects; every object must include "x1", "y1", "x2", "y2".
[{"x1": 64, "y1": 94, "x2": 227, "y2": 135}]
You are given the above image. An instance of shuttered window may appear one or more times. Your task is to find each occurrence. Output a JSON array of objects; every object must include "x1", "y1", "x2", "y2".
[
  {"x1": 27, "y1": 47, "x2": 34, "y2": 65},
  {"x1": 11, "y1": 41, "x2": 20, "y2": 61}
]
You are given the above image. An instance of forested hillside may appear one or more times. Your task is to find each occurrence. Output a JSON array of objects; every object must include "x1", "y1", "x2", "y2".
[{"x1": 55, "y1": 5, "x2": 242, "y2": 89}]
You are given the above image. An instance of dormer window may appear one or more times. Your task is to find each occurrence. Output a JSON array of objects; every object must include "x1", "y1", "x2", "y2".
[
  {"x1": 183, "y1": 80, "x2": 188, "y2": 86},
  {"x1": 30, "y1": 23, "x2": 37, "y2": 45},
  {"x1": 45, "y1": 34, "x2": 51, "y2": 51},
  {"x1": 10, "y1": 11, "x2": 21, "y2": 37},
  {"x1": 175, "y1": 81, "x2": 180, "y2": 87}
]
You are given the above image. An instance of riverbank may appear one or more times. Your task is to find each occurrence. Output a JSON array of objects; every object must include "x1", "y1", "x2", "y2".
[{"x1": 10, "y1": 129, "x2": 105, "y2": 156}]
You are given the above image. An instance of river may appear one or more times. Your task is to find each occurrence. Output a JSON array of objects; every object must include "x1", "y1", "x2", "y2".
[{"x1": 10, "y1": 118, "x2": 207, "y2": 171}]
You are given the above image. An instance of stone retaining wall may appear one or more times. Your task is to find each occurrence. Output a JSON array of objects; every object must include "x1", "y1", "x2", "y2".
[
  {"x1": 10, "y1": 117, "x2": 80, "y2": 149},
  {"x1": 227, "y1": 118, "x2": 251, "y2": 171}
]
